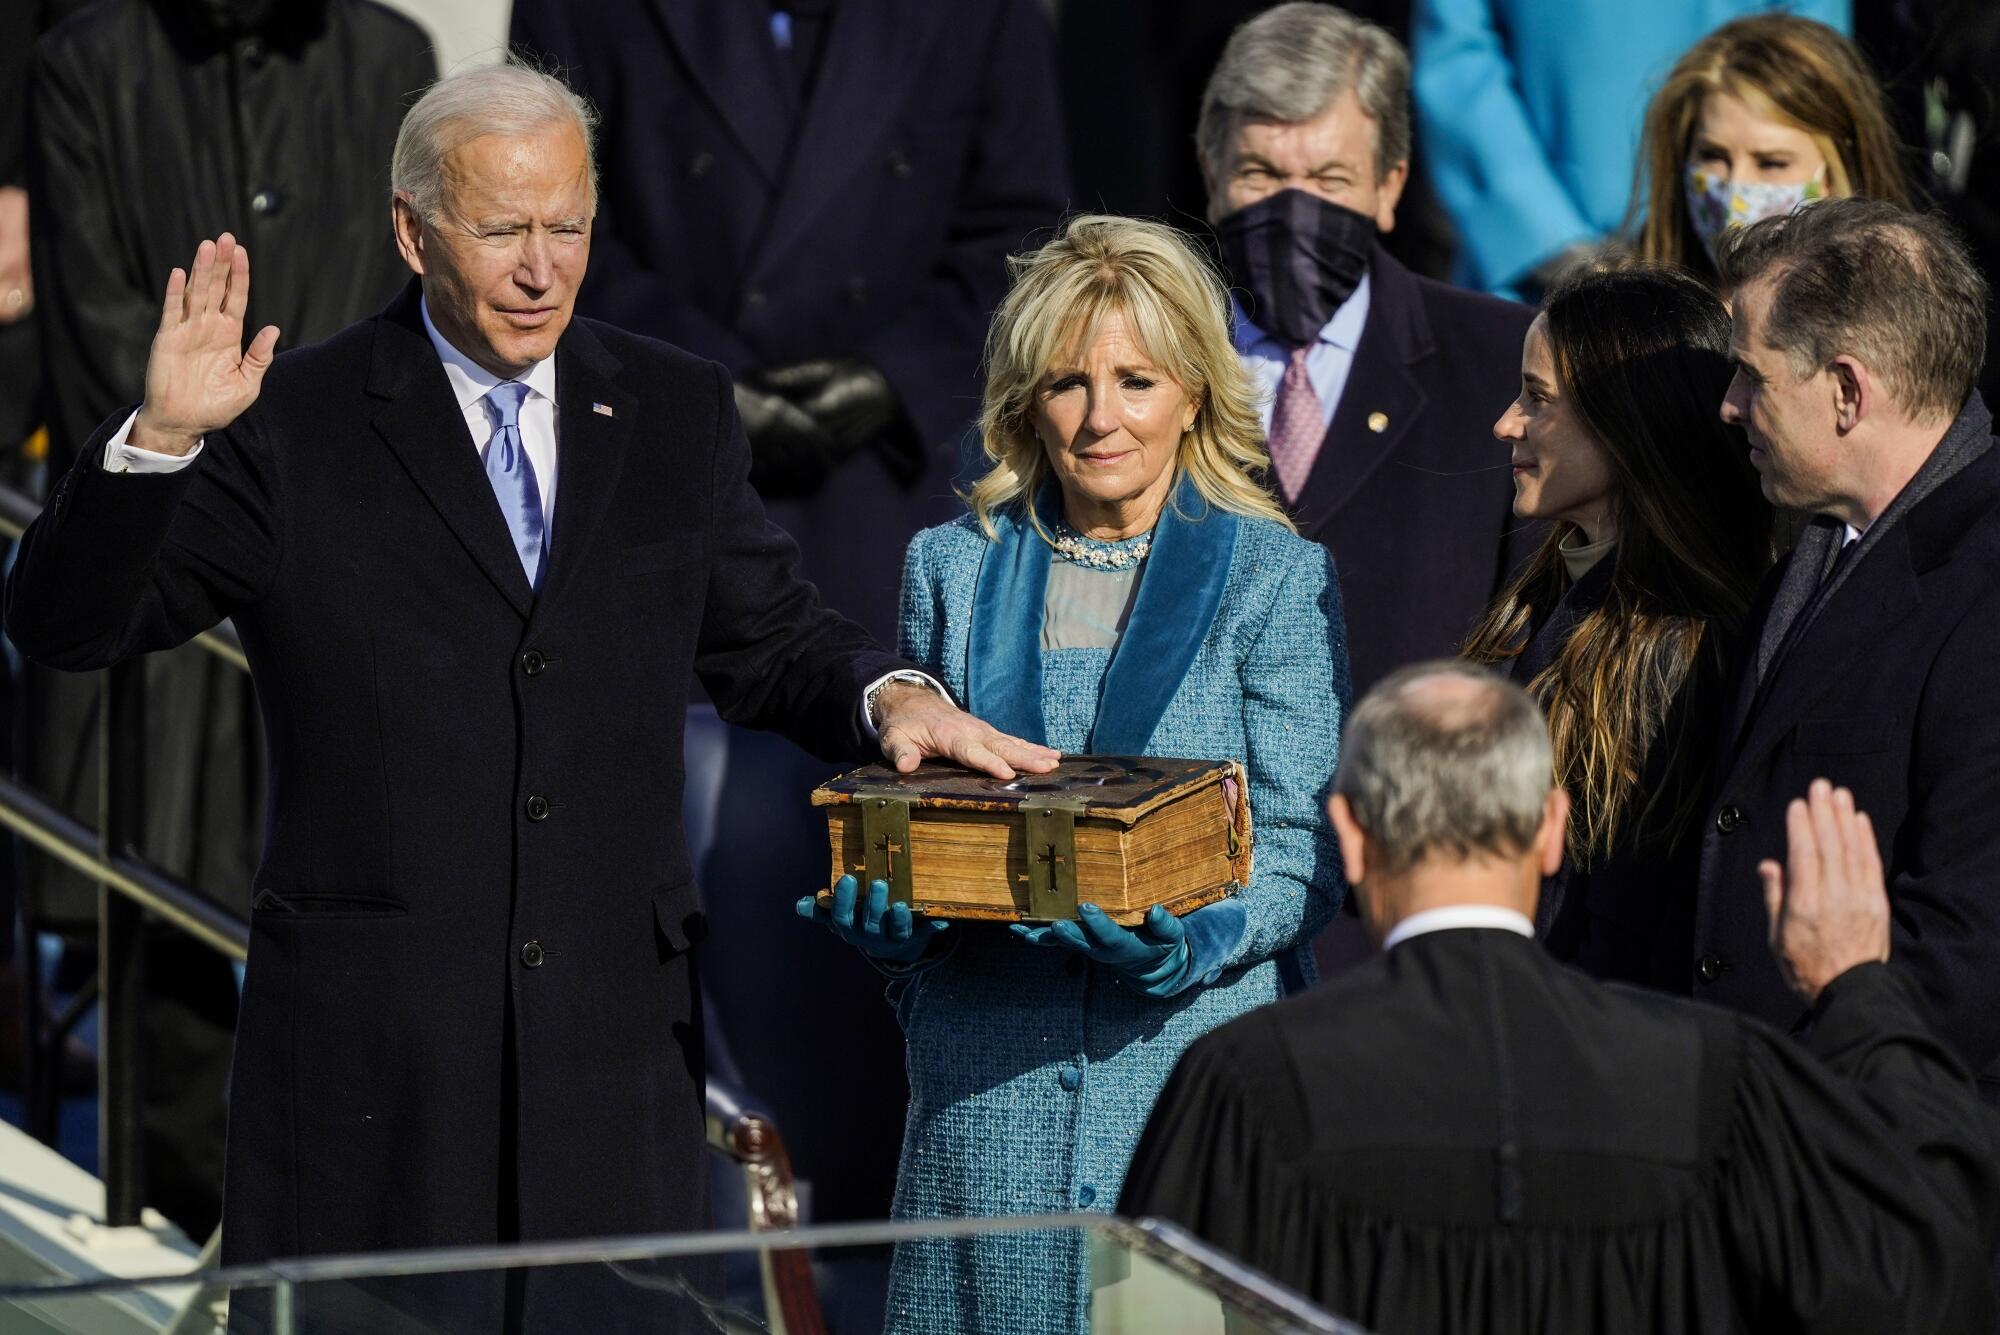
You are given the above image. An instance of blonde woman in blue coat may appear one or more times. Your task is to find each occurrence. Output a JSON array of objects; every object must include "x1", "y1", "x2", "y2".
[{"x1": 798, "y1": 215, "x2": 1351, "y2": 1334}]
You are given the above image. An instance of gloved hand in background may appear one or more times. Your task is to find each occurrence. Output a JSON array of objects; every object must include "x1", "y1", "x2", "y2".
[
  {"x1": 1012, "y1": 900, "x2": 1247, "y2": 997},
  {"x1": 797, "y1": 873, "x2": 950, "y2": 964},
  {"x1": 755, "y1": 357, "x2": 922, "y2": 485},
  {"x1": 735, "y1": 379, "x2": 846, "y2": 498}
]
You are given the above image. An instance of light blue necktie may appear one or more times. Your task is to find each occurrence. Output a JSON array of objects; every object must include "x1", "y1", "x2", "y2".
[{"x1": 482, "y1": 382, "x2": 545, "y2": 588}]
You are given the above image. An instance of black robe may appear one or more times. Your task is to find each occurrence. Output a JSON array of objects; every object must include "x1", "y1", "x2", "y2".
[{"x1": 1121, "y1": 929, "x2": 2000, "y2": 1335}]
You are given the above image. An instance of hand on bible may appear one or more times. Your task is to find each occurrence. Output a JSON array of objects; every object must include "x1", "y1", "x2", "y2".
[
  {"x1": 131, "y1": 234, "x2": 281, "y2": 456},
  {"x1": 1759, "y1": 779, "x2": 1891, "y2": 1004},
  {"x1": 873, "y1": 681, "x2": 1061, "y2": 781},
  {"x1": 797, "y1": 874, "x2": 948, "y2": 963}
]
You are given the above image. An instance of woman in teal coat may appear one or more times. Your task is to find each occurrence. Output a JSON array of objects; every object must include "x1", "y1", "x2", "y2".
[{"x1": 799, "y1": 214, "x2": 1351, "y2": 1334}]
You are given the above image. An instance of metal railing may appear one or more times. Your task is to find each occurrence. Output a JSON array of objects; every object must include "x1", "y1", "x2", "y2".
[{"x1": 0, "y1": 481, "x2": 825, "y2": 1330}]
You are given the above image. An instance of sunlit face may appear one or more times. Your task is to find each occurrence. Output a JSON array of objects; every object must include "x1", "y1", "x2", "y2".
[
  {"x1": 1688, "y1": 89, "x2": 1833, "y2": 191},
  {"x1": 1722, "y1": 275, "x2": 1842, "y2": 510},
  {"x1": 1031, "y1": 309, "x2": 1198, "y2": 535},
  {"x1": 1493, "y1": 315, "x2": 1617, "y2": 538},
  {"x1": 1205, "y1": 89, "x2": 1408, "y2": 231},
  {"x1": 393, "y1": 122, "x2": 593, "y2": 379}
]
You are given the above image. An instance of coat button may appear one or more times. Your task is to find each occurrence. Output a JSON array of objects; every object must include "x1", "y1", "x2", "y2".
[
  {"x1": 1697, "y1": 953, "x2": 1726, "y2": 983},
  {"x1": 744, "y1": 289, "x2": 768, "y2": 310},
  {"x1": 1057, "y1": 1064, "x2": 1082, "y2": 1092},
  {"x1": 686, "y1": 151, "x2": 714, "y2": 179},
  {"x1": 249, "y1": 188, "x2": 280, "y2": 216},
  {"x1": 1714, "y1": 805, "x2": 1744, "y2": 834},
  {"x1": 1078, "y1": 1184, "x2": 1097, "y2": 1207},
  {"x1": 520, "y1": 940, "x2": 545, "y2": 968},
  {"x1": 521, "y1": 649, "x2": 546, "y2": 676},
  {"x1": 843, "y1": 276, "x2": 868, "y2": 308},
  {"x1": 885, "y1": 148, "x2": 912, "y2": 178},
  {"x1": 525, "y1": 794, "x2": 550, "y2": 821}
]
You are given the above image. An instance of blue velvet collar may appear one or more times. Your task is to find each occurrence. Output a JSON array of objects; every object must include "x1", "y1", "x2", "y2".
[{"x1": 965, "y1": 476, "x2": 1238, "y2": 752}]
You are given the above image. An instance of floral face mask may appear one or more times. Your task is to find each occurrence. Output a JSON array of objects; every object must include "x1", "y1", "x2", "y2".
[{"x1": 1683, "y1": 162, "x2": 1826, "y2": 263}]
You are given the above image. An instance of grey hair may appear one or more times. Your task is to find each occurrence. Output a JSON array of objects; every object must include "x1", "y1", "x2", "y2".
[
  {"x1": 1333, "y1": 661, "x2": 1554, "y2": 875},
  {"x1": 1197, "y1": 2, "x2": 1411, "y2": 181},
  {"x1": 391, "y1": 60, "x2": 600, "y2": 222}
]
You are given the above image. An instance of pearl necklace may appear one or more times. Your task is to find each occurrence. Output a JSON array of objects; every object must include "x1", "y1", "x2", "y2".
[{"x1": 1050, "y1": 519, "x2": 1154, "y2": 569}]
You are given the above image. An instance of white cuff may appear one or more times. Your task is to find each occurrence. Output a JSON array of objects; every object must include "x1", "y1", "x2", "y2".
[
  {"x1": 101, "y1": 410, "x2": 204, "y2": 473},
  {"x1": 860, "y1": 669, "x2": 951, "y2": 740}
]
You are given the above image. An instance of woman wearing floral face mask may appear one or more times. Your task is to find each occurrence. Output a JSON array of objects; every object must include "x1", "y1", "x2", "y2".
[{"x1": 1629, "y1": 15, "x2": 1908, "y2": 284}]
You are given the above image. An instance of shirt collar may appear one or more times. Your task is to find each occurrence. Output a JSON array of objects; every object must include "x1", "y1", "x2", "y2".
[
  {"x1": 1382, "y1": 904, "x2": 1536, "y2": 952},
  {"x1": 1231, "y1": 272, "x2": 1372, "y2": 356},
  {"x1": 420, "y1": 296, "x2": 558, "y2": 416}
]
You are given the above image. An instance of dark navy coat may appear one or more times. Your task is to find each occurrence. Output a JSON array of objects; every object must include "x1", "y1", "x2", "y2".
[
  {"x1": 510, "y1": 0, "x2": 1070, "y2": 637},
  {"x1": 3, "y1": 285, "x2": 906, "y2": 1272},
  {"x1": 1285, "y1": 246, "x2": 1540, "y2": 695}
]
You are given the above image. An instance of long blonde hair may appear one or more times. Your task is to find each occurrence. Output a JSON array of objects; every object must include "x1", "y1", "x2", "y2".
[
  {"x1": 967, "y1": 215, "x2": 1291, "y2": 540},
  {"x1": 1629, "y1": 16, "x2": 1909, "y2": 283}
]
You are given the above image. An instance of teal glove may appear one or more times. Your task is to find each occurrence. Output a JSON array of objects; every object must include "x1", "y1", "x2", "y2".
[
  {"x1": 796, "y1": 874, "x2": 949, "y2": 963},
  {"x1": 1011, "y1": 901, "x2": 1247, "y2": 997}
]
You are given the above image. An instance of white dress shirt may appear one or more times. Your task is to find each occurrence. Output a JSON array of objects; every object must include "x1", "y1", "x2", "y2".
[
  {"x1": 1233, "y1": 272, "x2": 1372, "y2": 435},
  {"x1": 102, "y1": 298, "x2": 560, "y2": 529},
  {"x1": 1382, "y1": 904, "x2": 1535, "y2": 952}
]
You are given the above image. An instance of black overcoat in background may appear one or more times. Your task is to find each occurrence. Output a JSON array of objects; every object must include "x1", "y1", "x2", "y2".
[
  {"x1": 1694, "y1": 396, "x2": 2000, "y2": 1100},
  {"x1": 509, "y1": 0, "x2": 1070, "y2": 639},
  {"x1": 1286, "y1": 246, "x2": 1539, "y2": 697},
  {"x1": 3, "y1": 286, "x2": 908, "y2": 1276},
  {"x1": 1123, "y1": 930, "x2": 2000, "y2": 1333}
]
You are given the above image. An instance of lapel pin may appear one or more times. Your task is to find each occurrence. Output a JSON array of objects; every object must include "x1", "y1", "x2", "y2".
[
  {"x1": 1367, "y1": 411, "x2": 1389, "y2": 433},
  {"x1": 592, "y1": 402, "x2": 615, "y2": 418}
]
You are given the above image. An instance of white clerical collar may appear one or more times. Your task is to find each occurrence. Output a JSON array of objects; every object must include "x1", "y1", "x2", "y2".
[
  {"x1": 1382, "y1": 904, "x2": 1536, "y2": 952},
  {"x1": 420, "y1": 296, "x2": 558, "y2": 415},
  {"x1": 1231, "y1": 272, "x2": 1372, "y2": 356}
]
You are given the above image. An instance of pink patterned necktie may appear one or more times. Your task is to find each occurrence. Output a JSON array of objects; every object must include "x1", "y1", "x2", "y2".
[{"x1": 1267, "y1": 345, "x2": 1323, "y2": 504}]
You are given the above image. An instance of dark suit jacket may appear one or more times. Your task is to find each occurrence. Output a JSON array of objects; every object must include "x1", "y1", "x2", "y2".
[
  {"x1": 1288, "y1": 246, "x2": 1539, "y2": 695},
  {"x1": 508, "y1": 0, "x2": 1068, "y2": 636},
  {"x1": 3, "y1": 285, "x2": 907, "y2": 1267},
  {"x1": 1124, "y1": 929, "x2": 2000, "y2": 1333},
  {"x1": 1695, "y1": 397, "x2": 2000, "y2": 1095}
]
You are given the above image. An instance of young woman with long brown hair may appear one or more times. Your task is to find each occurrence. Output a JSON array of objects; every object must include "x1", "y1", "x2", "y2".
[
  {"x1": 1630, "y1": 15, "x2": 1909, "y2": 286},
  {"x1": 1465, "y1": 263, "x2": 1771, "y2": 985}
]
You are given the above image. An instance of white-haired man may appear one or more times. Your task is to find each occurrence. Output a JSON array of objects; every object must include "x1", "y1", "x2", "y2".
[
  {"x1": 1124, "y1": 662, "x2": 2000, "y2": 1333},
  {"x1": 5, "y1": 61, "x2": 1053, "y2": 1293}
]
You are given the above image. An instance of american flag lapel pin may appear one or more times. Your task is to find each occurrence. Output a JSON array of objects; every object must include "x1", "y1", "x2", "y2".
[{"x1": 592, "y1": 401, "x2": 615, "y2": 418}]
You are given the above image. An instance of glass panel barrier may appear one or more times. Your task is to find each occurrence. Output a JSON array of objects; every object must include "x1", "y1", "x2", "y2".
[{"x1": 0, "y1": 1214, "x2": 1370, "y2": 1334}]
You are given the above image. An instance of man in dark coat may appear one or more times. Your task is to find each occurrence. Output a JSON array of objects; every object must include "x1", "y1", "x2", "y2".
[
  {"x1": 1692, "y1": 199, "x2": 2000, "y2": 1102},
  {"x1": 23, "y1": 0, "x2": 437, "y2": 1237},
  {"x1": 507, "y1": 0, "x2": 1069, "y2": 640},
  {"x1": 1123, "y1": 662, "x2": 2000, "y2": 1333},
  {"x1": 1197, "y1": 3, "x2": 1537, "y2": 699},
  {"x1": 2, "y1": 63, "x2": 1053, "y2": 1323}
]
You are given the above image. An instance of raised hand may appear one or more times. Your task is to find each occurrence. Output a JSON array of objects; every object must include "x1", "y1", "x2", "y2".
[
  {"x1": 132, "y1": 234, "x2": 281, "y2": 456},
  {"x1": 1758, "y1": 778, "x2": 1892, "y2": 1004}
]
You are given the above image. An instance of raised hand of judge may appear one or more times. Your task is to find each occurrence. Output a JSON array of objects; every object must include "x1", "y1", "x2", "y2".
[
  {"x1": 131, "y1": 233, "x2": 281, "y2": 457},
  {"x1": 797, "y1": 874, "x2": 948, "y2": 963},
  {"x1": 1759, "y1": 778, "x2": 1892, "y2": 1004}
]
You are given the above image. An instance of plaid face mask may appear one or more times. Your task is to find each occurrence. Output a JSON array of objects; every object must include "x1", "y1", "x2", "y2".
[{"x1": 1683, "y1": 162, "x2": 1826, "y2": 263}]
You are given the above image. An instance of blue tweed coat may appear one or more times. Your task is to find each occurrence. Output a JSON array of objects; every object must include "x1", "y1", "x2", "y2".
[{"x1": 882, "y1": 489, "x2": 1351, "y2": 1334}]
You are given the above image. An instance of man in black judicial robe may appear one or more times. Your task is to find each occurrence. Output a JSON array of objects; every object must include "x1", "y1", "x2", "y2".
[
  {"x1": 3, "y1": 63, "x2": 1054, "y2": 1329},
  {"x1": 1123, "y1": 663, "x2": 2000, "y2": 1335}
]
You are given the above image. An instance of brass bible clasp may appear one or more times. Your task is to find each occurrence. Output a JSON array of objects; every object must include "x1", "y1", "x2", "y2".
[
  {"x1": 854, "y1": 790, "x2": 914, "y2": 908},
  {"x1": 1022, "y1": 796, "x2": 1085, "y2": 922}
]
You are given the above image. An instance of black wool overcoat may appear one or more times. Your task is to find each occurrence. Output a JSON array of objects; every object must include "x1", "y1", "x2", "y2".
[{"x1": 4, "y1": 285, "x2": 908, "y2": 1264}]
